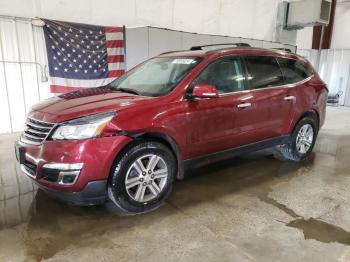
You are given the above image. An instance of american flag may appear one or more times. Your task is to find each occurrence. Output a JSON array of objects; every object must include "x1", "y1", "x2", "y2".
[{"x1": 43, "y1": 19, "x2": 125, "y2": 93}]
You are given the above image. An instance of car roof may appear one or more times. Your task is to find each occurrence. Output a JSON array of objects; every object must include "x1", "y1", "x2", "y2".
[{"x1": 158, "y1": 46, "x2": 303, "y2": 61}]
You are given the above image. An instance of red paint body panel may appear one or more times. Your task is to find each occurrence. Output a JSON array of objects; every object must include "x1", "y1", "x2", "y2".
[
  {"x1": 21, "y1": 136, "x2": 132, "y2": 192},
  {"x1": 20, "y1": 48, "x2": 327, "y2": 194}
]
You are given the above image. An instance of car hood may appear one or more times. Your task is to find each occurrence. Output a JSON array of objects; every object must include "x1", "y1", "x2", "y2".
[{"x1": 29, "y1": 88, "x2": 154, "y2": 123}]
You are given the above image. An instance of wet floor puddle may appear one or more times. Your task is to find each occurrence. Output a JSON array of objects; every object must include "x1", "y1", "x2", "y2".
[
  {"x1": 182, "y1": 150, "x2": 350, "y2": 248},
  {"x1": 287, "y1": 218, "x2": 350, "y2": 246},
  {"x1": 254, "y1": 171, "x2": 350, "y2": 247},
  {"x1": 259, "y1": 194, "x2": 350, "y2": 247}
]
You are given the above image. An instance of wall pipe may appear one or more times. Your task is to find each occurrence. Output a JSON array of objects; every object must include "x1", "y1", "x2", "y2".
[{"x1": 315, "y1": 25, "x2": 325, "y2": 71}]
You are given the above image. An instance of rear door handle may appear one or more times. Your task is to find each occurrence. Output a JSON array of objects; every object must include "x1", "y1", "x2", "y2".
[
  {"x1": 237, "y1": 102, "x2": 251, "y2": 108},
  {"x1": 284, "y1": 96, "x2": 296, "y2": 101}
]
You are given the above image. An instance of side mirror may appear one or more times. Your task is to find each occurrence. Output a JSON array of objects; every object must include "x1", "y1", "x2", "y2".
[{"x1": 188, "y1": 83, "x2": 219, "y2": 99}]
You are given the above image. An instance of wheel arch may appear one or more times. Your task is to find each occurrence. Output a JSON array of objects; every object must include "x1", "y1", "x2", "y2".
[
  {"x1": 293, "y1": 109, "x2": 320, "y2": 132},
  {"x1": 119, "y1": 132, "x2": 185, "y2": 180}
]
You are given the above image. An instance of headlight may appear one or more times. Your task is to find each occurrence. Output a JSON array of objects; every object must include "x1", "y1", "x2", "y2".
[{"x1": 51, "y1": 112, "x2": 115, "y2": 140}]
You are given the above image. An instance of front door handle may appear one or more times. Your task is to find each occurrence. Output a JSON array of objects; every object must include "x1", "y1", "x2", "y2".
[
  {"x1": 284, "y1": 95, "x2": 296, "y2": 101},
  {"x1": 237, "y1": 102, "x2": 251, "y2": 108}
]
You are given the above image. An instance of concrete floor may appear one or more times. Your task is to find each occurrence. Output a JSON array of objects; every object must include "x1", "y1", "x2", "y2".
[{"x1": 1, "y1": 107, "x2": 350, "y2": 261}]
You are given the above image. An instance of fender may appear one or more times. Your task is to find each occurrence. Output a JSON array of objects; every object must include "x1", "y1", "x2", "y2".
[
  {"x1": 117, "y1": 131, "x2": 185, "y2": 180},
  {"x1": 289, "y1": 109, "x2": 320, "y2": 134}
]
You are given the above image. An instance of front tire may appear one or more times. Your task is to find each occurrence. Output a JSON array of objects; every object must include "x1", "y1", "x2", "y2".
[
  {"x1": 107, "y1": 141, "x2": 176, "y2": 215},
  {"x1": 280, "y1": 117, "x2": 318, "y2": 162}
]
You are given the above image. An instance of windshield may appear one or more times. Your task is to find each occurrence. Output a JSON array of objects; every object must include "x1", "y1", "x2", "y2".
[{"x1": 108, "y1": 57, "x2": 202, "y2": 97}]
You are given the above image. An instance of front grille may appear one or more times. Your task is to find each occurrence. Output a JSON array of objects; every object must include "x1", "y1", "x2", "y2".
[{"x1": 21, "y1": 117, "x2": 55, "y2": 145}]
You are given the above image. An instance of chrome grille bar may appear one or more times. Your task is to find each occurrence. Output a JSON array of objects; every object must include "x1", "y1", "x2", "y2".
[
  {"x1": 21, "y1": 117, "x2": 55, "y2": 146},
  {"x1": 26, "y1": 128, "x2": 47, "y2": 136},
  {"x1": 26, "y1": 122, "x2": 52, "y2": 130}
]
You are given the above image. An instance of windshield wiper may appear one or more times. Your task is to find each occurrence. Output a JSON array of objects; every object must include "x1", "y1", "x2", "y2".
[{"x1": 116, "y1": 87, "x2": 141, "y2": 96}]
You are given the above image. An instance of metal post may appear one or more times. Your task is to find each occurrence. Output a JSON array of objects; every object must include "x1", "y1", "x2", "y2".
[
  {"x1": 315, "y1": 25, "x2": 325, "y2": 72},
  {"x1": 123, "y1": 25, "x2": 127, "y2": 71}
]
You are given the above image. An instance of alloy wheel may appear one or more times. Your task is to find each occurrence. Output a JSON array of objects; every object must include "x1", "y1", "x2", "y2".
[
  {"x1": 296, "y1": 123, "x2": 314, "y2": 154},
  {"x1": 124, "y1": 154, "x2": 168, "y2": 203}
]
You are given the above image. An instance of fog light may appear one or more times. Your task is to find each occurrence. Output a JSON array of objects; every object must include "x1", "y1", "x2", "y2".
[
  {"x1": 58, "y1": 170, "x2": 80, "y2": 185},
  {"x1": 62, "y1": 175, "x2": 76, "y2": 184},
  {"x1": 42, "y1": 163, "x2": 83, "y2": 185}
]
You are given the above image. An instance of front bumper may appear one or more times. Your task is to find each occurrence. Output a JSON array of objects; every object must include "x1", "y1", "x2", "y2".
[
  {"x1": 16, "y1": 135, "x2": 133, "y2": 203},
  {"x1": 36, "y1": 180, "x2": 108, "y2": 206}
]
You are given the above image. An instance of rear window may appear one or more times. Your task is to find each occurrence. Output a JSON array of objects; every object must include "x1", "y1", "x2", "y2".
[
  {"x1": 277, "y1": 58, "x2": 313, "y2": 84},
  {"x1": 244, "y1": 56, "x2": 285, "y2": 89}
]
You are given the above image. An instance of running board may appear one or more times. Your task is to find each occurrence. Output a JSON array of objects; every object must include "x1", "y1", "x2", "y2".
[{"x1": 184, "y1": 135, "x2": 291, "y2": 169}]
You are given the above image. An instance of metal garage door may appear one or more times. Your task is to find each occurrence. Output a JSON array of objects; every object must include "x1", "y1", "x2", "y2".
[{"x1": 0, "y1": 16, "x2": 49, "y2": 133}]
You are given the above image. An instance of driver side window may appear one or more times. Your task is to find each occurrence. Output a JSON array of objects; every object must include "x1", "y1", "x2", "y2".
[{"x1": 192, "y1": 57, "x2": 246, "y2": 94}]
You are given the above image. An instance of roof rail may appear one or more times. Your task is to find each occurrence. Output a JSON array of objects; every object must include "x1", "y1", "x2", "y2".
[
  {"x1": 159, "y1": 50, "x2": 186, "y2": 55},
  {"x1": 190, "y1": 43, "x2": 251, "y2": 51},
  {"x1": 272, "y1": 48, "x2": 292, "y2": 53}
]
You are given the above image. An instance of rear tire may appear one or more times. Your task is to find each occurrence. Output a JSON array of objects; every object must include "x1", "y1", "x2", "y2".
[
  {"x1": 107, "y1": 141, "x2": 176, "y2": 215},
  {"x1": 280, "y1": 117, "x2": 318, "y2": 162}
]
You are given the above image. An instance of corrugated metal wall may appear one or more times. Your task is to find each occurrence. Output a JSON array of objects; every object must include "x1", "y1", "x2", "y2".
[
  {"x1": 298, "y1": 49, "x2": 350, "y2": 106},
  {"x1": 0, "y1": 16, "x2": 50, "y2": 133}
]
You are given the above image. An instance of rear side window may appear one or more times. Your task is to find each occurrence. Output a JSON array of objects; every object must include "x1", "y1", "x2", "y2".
[
  {"x1": 192, "y1": 57, "x2": 245, "y2": 94},
  {"x1": 277, "y1": 58, "x2": 313, "y2": 84},
  {"x1": 244, "y1": 56, "x2": 284, "y2": 89}
]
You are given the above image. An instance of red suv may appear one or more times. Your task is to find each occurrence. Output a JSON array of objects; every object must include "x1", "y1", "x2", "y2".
[{"x1": 15, "y1": 44, "x2": 328, "y2": 214}]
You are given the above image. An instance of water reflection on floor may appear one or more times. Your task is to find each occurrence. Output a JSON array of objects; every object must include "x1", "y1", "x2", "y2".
[{"x1": 0, "y1": 133, "x2": 37, "y2": 229}]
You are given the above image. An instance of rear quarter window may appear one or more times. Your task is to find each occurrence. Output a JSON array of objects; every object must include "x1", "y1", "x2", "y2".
[
  {"x1": 277, "y1": 57, "x2": 313, "y2": 84},
  {"x1": 244, "y1": 56, "x2": 285, "y2": 89}
]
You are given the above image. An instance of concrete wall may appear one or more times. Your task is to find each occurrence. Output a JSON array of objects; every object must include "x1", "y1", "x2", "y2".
[{"x1": 0, "y1": 0, "x2": 285, "y2": 42}]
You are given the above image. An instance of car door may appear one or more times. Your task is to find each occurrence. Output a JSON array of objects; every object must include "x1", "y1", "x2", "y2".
[
  {"x1": 239, "y1": 55, "x2": 295, "y2": 144},
  {"x1": 276, "y1": 57, "x2": 312, "y2": 133},
  {"x1": 184, "y1": 56, "x2": 252, "y2": 157}
]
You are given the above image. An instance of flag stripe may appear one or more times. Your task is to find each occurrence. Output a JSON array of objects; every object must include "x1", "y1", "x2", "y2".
[
  {"x1": 107, "y1": 47, "x2": 125, "y2": 55},
  {"x1": 107, "y1": 55, "x2": 124, "y2": 63},
  {"x1": 105, "y1": 27, "x2": 123, "y2": 33},
  {"x1": 105, "y1": 32, "x2": 123, "y2": 41},
  {"x1": 108, "y1": 62, "x2": 125, "y2": 71},
  {"x1": 108, "y1": 70, "x2": 125, "y2": 77},
  {"x1": 106, "y1": 40, "x2": 124, "y2": 48}
]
